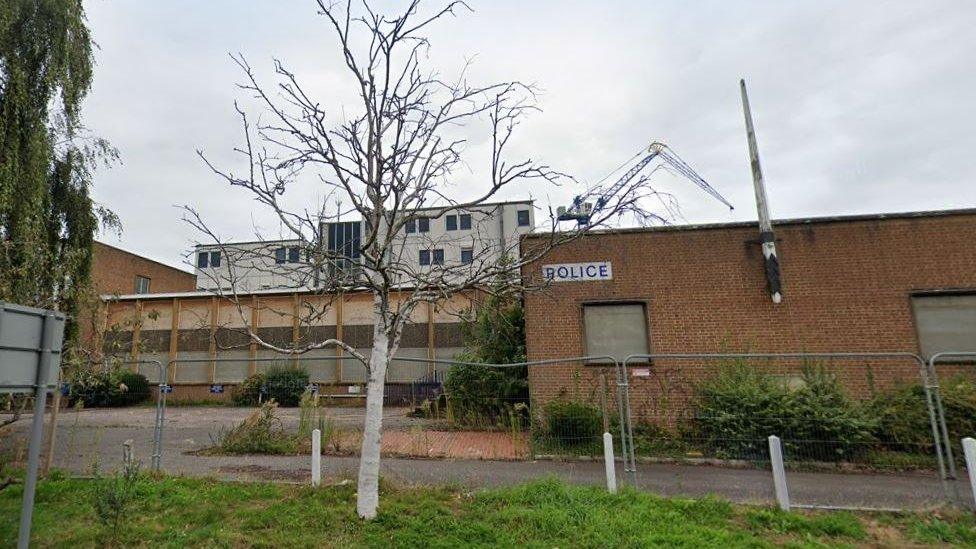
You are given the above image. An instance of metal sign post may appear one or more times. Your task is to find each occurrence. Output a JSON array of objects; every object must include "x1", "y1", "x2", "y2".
[{"x1": 0, "y1": 303, "x2": 65, "y2": 549}]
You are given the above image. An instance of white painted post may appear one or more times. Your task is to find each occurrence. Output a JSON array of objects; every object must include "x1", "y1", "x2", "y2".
[
  {"x1": 603, "y1": 432, "x2": 617, "y2": 494},
  {"x1": 768, "y1": 435, "x2": 790, "y2": 511},
  {"x1": 963, "y1": 437, "x2": 976, "y2": 510},
  {"x1": 311, "y1": 429, "x2": 321, "y2": 487}
]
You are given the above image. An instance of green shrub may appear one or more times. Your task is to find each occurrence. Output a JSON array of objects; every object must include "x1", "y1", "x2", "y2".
[
  {"x1": 542, "y1": 400, "x2": 603, "y2": 445},
  {"x1": 69, "y1": 369, "x2": 150, "y2": 408},
  {"x1": 264, "y1": 367, "x2": 309, "y2": 407},
  {"x1": 692, "y1": 364, "x2": 875, "y2": 460},
  {"x1": 445, "y1": 364, "x2": 528, "y2": 426},
  {"x1": 867, "y1": 376, "x2": 976, "y2": 456},
  {"x1": 234, "y1": 372, "x2": 267, "y2": 406}
]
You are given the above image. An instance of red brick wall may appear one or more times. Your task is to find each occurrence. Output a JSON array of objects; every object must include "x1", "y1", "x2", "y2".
[
  {"x1": 92, "y1": 242, "x2": 196, "y2": 295},
  {"x1": 521, "y1": 211, "x2": 976, "y2": 418}
]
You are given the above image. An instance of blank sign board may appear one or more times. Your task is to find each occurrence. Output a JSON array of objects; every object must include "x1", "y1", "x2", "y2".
[{"x1": 0, "y1": 302, "x2": 65, "y2": 393}]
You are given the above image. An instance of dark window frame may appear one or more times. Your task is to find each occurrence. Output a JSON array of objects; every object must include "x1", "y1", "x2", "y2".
[
  {"x1": 197, "y1": 252, "x2": 209, "y2": 269},
  {"x1": 209, "y1": 251, "x2": 221, "y2": 267},
  {"x1": 288, "y1": 246, "x2": 300, "y2": 263},
  {"x1": 419, "y1": 249, "x2": 431, "y2": 266},
  {"x1": 517, "y1": 209, "x2": 530, "y2": 227},
  {"x1": 134, "y1": 275, "x2": 151, "y2": 294},
  {"x1": 459, "y1": 213, "x2": 472, "y2": 230},
  {"x1": 432, "y1": 248, "x2": 444, "y2": 265},
  {"x1": 274, "y1": 247, "x2": 286, "y2": 264},
  {"x1": 406, "y1": 219, "x2": 416, "y2": 234},
  {"x1": 446, "y1": 215, "x2": 458, "y2": 231},
  {"x1": 418, "y1": 217, "x2": 430, "y2": 233},
  {"x1": 460, "y1": 248, "x2": 473, "y2": 264}
]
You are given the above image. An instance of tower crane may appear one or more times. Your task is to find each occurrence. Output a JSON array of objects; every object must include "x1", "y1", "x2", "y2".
[{"x1": 557, "y1": 142, "x2": 733, "y2": 225}]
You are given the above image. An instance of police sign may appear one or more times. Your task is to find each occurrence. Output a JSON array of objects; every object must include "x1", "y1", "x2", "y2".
[{"x1": 542, "y1": 262, "x2": 613, "y2": 282}]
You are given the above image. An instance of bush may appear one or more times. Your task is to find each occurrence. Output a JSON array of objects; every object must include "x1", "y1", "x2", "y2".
[
  {"x1": 234, "y1": 373, "x2": 267, "y2": 406},
  {"x1": 212, "y1": 400, "x2": 298, "y2": 454},
  {"x1": 445, "y1": 364, "x2": 528, "y2": 426},
  {"x1": 70, "y1": 369, "x2": 151, "y2": 408},
  {"x1": 264, "y1": 367, "x2": 309, "y2": 407},
  {"x1": 867, "y1": 376, "x2": 976, "y2": 456},
  {"x1": 542, "y1": 400, "x2": 603, "y2": 446},
  {"x1": 692, "y1": 364, "x2": 875, "y2": 461}
]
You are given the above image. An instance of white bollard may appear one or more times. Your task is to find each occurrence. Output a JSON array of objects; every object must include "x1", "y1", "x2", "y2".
[
  {"x1": 963, "y1": 437, "x2": 976, "y2": 510},
  {"x1": 768, "y1": 435, "x2": 790, "y2": 511},
  {"x1": 311, "y1": 429, "x2": 321, "y2": 487},
  {"x1": 603, "y1": 432, "x2": 617, "y2": 494}
]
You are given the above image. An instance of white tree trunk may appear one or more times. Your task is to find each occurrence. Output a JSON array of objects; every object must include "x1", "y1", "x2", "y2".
[{"x1": 356, "y1": 296, "x2": 391, "y2": 519}]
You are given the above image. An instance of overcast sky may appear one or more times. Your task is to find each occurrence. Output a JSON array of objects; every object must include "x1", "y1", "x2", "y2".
[{"x1": 83, "y1": 0, "x2": 976, "y2": 270}]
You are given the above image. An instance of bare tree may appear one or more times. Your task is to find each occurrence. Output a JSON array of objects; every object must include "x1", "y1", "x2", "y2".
[{"x1": 189, "y1": 0, "x2": 674, "y2": 519}]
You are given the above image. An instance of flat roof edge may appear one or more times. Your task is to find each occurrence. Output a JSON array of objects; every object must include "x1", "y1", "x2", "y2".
[{"x1": 524, "y1": 207, "x2": 976, "y2": 238}]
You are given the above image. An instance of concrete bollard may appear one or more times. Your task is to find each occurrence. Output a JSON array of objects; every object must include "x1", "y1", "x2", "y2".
[
  {"x1": 768, "y1": 435, "x2": 790, "y2": 511},
  {"x1": 603, "y1": 432, "x2": 617, "y2": 494},
  {"x1": 311, "y1": 429, "x2": 321, "y2": 487},
  {"x1": 963, "y1": 437, "x2": 976, "y2": 510}
]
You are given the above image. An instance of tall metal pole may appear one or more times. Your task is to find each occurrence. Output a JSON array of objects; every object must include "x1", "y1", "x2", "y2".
[
  {"x1": 740, "y1": 79, "x2": 783, "y2": 304},
  {"x1": 18, "y1": 313, "x2": 55, "y2": 549}
]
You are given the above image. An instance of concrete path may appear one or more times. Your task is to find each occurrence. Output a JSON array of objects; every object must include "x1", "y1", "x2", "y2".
[{"x1": 2, "y1": 406, "x2": 970, "y2": 510}]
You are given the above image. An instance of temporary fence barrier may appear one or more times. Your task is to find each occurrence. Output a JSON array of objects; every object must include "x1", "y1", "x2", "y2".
[
  {"x1": 27, "y1": 349, "x2": 976, "y2": 511},
  {"x1": 620, "y1": 352, "x2": 948, "y2": 510},
  {"x1": 928, "y1": 351, "x2": 976, "y2": 506}
]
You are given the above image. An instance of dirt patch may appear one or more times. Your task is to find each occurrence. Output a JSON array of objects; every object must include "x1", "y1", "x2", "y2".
[{"x1": 217, "y1": 464, "x2": 312, "y2": 482}]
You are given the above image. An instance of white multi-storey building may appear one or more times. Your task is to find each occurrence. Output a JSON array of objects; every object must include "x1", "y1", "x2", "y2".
[{"x1": 195, "y1": 200, "x2": 535, "y2": 291}]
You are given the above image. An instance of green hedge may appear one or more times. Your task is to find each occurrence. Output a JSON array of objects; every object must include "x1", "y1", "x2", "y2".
[
  {"x1": 264, "y1": 367, "x2": 309, "y2": 407},
  {"x1": 69, "y1": 369, "x2": 151, "y2": 407},
  {"x1": 867, "y1": 376, "x2": 976, "y2": 455},
  {"x1": 541, "y1": 400, "x2": 603, "y2": 446},
  {"x1": 233, "y1": 373, "x2": 267, "y2": 406},
  {"x1": 444, "y1": 363, "x2": 528, "y2": 425},
  {"x1": 692, "y1": 364, "x2": 876, "y2": 461}
]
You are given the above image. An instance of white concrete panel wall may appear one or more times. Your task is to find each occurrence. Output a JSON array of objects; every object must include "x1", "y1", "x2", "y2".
[{"x1": 213, "y1": 351, "x2": 250, "y2": 383}]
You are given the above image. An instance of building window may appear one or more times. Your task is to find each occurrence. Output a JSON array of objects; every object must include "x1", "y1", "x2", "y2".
[
  {"x1": 274, "y1": 247, "x2": 287, "y2": 264},
  {"x1": 446, "y1": 215, "x2": 457, "y2": 231},
  {"x1": 582, "y1": 303, "x2": 649, "y2": 361},
  {"x1": 134, "y1": 276, "x2": 151, "y2": 294},
  {"x1": 460, "y1": 213, "x2": 472, "y2": 230},
  {"x1": 210, "y1": 251, "x2": 221, "y2": 267},
  {"x1": 419, "y1": 249, "x2": 431, "y2": 266},
  {"x1": 912, "y1": 294, "x2": 976, "y2": 359},
  {"x1": 460, "y1": 248, "x2": 473, "y2": 264},
  {"x1": 517, "y1": 209, "x2": 530, "y2": 227},
  {"x1": 197, "y1": 252, "x2": 208, "y2": 268},
  {"x1": 288, "y1": 246, "x2": 300, "y2": 263},
  {"x1": 406, "y1": 219, "x2": 416, "y2": 234},
  {"x1": 418, "y1": 217, "x2": 430, "y2": 233},
  {"x1": 432, "y1": 249, "x2": 444, "y2": 265}
]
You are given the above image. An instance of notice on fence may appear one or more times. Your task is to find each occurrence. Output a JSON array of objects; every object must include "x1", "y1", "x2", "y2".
[{"x1": 542, "y1": 262, "x2": 612, "y2": 282}]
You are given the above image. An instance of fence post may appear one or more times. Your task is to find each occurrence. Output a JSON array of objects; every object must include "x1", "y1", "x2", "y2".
[
  {"x1": 311, "y1": 429, "x2": 321, "y2": 487},
  {"x1": 768, "y1": 435, "x2": 790, "y2": 511},
  {"x1": 963, "y1": 437, "x2": 976, "y2": 510},
  {"x1": 603, "y1": 432, "x2": 617, "y2": 494}
]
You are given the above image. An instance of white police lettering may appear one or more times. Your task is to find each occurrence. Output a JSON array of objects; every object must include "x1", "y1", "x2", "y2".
[{"x1": 542, "y1": 262, "x2": 613, "y2": 282}]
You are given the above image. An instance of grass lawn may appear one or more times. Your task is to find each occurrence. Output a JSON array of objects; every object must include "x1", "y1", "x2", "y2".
[{"x1": 1, "y1": 474, "x2": 974, "y2": 548}]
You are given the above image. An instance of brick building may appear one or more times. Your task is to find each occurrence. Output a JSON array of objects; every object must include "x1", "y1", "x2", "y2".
[
  {"x1": 521, "y1": 209, "x2": 976, "y2": 419},
  {"x1": 92, "y1": 242, "x2": 196, "y2": 296}
]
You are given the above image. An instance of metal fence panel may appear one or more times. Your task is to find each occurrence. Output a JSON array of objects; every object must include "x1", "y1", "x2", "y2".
[{"x1": 620, "y1": 352, "x2": 947, "y2": 510}]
